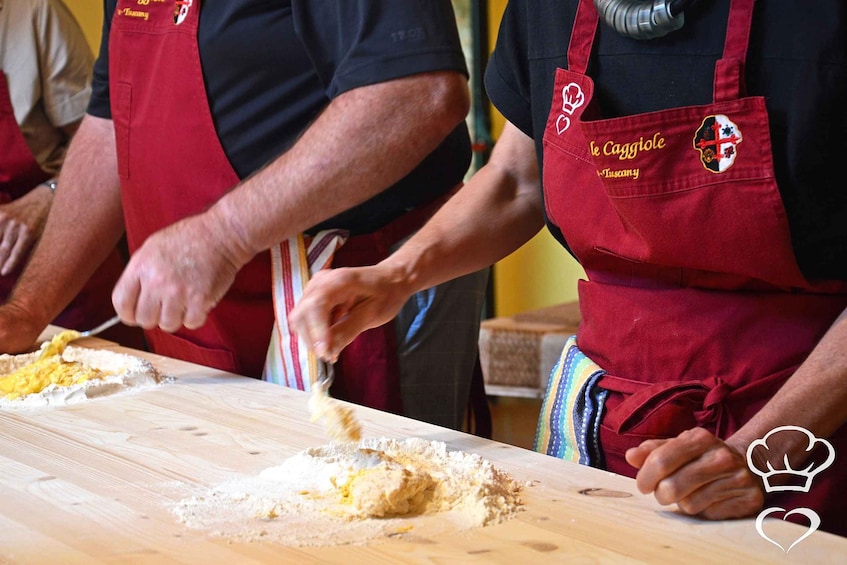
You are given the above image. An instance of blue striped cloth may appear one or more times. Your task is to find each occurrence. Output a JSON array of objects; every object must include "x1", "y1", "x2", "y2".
[{"x1": 534, "y1": 336, "x2": 608, "y2": 467}]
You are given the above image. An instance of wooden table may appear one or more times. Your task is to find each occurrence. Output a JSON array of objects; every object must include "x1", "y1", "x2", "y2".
[{"x1": 1, "y1": 330, "x2": 845, "y2": 564}]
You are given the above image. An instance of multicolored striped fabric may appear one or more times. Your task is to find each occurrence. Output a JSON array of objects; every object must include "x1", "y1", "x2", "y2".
[
  {"x1": 263, "y1": 230, "x2": 347, "y2": 390},
  {"x1": 534, "y1": 335, "x2": 608, "y2": 467}
]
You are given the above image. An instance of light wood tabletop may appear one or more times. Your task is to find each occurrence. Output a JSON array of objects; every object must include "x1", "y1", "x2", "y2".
[{"x1": 1, "y1": 329, "x2": 845, "y2": 564}]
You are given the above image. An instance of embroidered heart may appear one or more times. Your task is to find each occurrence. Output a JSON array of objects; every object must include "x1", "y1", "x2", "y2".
[
  {"x1": 556, "y1": 114, "x2": 570, "y2": 135},
  {"x1": 755, "y1": 507, "x2": 820, "y2": 553}
]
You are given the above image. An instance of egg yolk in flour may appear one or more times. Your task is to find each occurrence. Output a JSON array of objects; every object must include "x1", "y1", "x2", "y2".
[{"x1": 0, "y1": 330, "x2": 113, "y2": 400}]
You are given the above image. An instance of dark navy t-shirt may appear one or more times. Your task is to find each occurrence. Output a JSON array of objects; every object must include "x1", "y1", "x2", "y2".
[
  {"x1": 485, "y1": 0, "x2": 847, "y2": 280},
  {"x1": 88, "y1": 0, "x2": 471, "y2": 235}
]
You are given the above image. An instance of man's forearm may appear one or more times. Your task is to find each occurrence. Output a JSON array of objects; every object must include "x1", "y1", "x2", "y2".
[
  {"x1": 10, "y1": 114, "x2": 126, "y2": 326},
  {"x1": 730, "y1": 309, "x2": 847, "y2": 460},
  {"x1": 381, "y1": 121, "x2": 545, "y2": 297},
  {"x1": 287, "y1": 122, "x2": 544, "y2": 361},
  {"x1": 207, "y1": 71, "x2": 470, "y2": 265}
]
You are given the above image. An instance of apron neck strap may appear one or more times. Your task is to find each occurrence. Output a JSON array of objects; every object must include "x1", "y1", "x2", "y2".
[
  {"x1": 714, "y1": 0, "x2": 756, "y2": 102},
  {"x1": 568, "y1": 0, "x2": 600, "y2": 75},
  {"x1": 567, "y1": 0, "x2": 756, "y2": 103}
]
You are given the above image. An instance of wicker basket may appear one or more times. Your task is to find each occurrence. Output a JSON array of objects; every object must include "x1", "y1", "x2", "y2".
[{"x1": 478, "y1": 302, "x2": 581, "y2": 392}]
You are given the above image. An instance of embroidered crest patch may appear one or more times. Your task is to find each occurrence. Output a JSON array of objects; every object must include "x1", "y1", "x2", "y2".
[
  {"x1": 693, "y1": 114, "x2": 742, "y2": 173},
  {"x1": 174, "y1": 0, "x2": 192, "y2": 25}
]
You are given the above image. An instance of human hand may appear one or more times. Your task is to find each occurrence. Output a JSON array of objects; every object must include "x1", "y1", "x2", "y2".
[
  {"x1": 112, "y1": 214, "x2": 246, "y2": 333},
  {"x1": 625, "y1": 427, "x2": 764, "y2": 520},
  {"x1": 0, "y1": 187, "x2": 52, "y2": 276},
  {"x1": 288, "y1": 264, "x2": 412, "y2": 360},
  {"x1": 0, "y1": 302, "x2": 48, "y2": 353}
]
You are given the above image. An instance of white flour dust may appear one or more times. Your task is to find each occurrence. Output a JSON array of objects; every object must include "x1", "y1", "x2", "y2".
[{"x1": 173, "y1": 437, "x2": 523, "y2": 546}]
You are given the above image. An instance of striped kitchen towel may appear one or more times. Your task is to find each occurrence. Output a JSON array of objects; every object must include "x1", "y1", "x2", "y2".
[
  {"x1": 263, "y1": 230, "x2": 347, "y2": 390},
  {"x1": 534, "y1": 335, "x2": 608, "y2": 467}
]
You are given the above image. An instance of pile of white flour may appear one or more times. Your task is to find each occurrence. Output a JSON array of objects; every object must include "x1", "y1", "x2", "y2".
[
  {"x1": 173, "y1": 437, "x2": 523, "y2": 546},
  {"x1": 0, "y1": 346, "x2": 164, "y2": 410}
]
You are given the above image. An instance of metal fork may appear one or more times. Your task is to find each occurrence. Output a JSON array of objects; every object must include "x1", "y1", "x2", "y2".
[
  {"x1": 315, "y1": 358, "x2": 335, "y2": 392},
  {"x1": 37, "y1": 315, "x2": 123, "y2": 359},
  {"x1": 78, "y1": 315, "x2": 122, "y2": 338}
]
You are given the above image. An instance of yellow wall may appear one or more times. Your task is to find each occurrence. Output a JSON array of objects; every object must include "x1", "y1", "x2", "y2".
[
  {"x1": 487, "y1": 0, "x2": 584, "y2": 316},
  {"x1": 64, "y1": 0, "x2": 102, "y2": 52},
  {"x1": 63, "y1": 0, "x2": 583, "y2": 318}
]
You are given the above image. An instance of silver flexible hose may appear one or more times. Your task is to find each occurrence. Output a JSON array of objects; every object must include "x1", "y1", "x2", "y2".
[{"x1": 593, "y1": 0, "x2": 686, "y2": 40}]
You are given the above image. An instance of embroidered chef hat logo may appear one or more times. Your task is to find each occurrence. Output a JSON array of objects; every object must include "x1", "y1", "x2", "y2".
[
  {"x1": 562, "y1": 82, "x2": 585, "y2": 115},
  {"x1": 746, "y1": 426, "x2": 836, "y2": 493},
  {"x1": 693, "y1": 114, "x2": 742, "y2": 173},
  {"x1": 174, "y1": 0, "x2": 193, "y2": 25},
  {"x1": 555, "y1": 82, "x2": 585, "y2": 135}
]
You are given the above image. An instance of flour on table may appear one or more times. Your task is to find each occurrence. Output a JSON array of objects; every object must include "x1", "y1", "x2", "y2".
[
  {"x1": 173, "y1": 437, "x2": 523, "y2": 546},
  {"x1": 0, "y1": 345, "x2": 165, "y2": 410}
]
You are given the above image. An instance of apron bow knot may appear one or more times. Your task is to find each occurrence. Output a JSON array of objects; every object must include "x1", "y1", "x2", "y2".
[
  {"x1": 600, "y1": 374, "x2": 734, "y2": 434},
  {"x1": 693, "y1": 377, "x2": 732, "y2": 428}
]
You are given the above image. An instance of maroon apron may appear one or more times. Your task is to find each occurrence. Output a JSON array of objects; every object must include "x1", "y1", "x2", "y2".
[
  {"x1": 541, "y1": 0, "x2": 847, "y2": 532},
  {"x1": 108, "y1": 0, "x2": 436, "y2": 413},
  {"x1": 109, "y1": 0, "x2": 274, "y2": 378},
  {"x1": 0, "y1": 72, "x2": 134, "y2": 343}
]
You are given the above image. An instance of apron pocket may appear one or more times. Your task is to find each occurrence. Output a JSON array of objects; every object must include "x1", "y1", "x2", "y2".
[{"x1": 145, "y1": 329, "x2": 239, "y2": 375}]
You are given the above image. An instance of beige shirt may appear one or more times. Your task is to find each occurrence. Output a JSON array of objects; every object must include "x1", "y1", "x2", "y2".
[{"x1": 0, "y1": 0, "x2": 93, "y2": 176}]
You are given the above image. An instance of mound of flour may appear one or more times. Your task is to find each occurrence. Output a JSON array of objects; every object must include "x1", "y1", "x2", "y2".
[
  {"x1": 0, "y1": 345, "x2": 164, "y2": 410},
  {"x1": 173, "y1": 437, "x2": 523, "y2": 546}
]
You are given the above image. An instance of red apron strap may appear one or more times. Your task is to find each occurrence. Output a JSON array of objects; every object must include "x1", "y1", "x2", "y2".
[
  {"x1": 714, "y1": 0, "x2": 756, "y2": 102},
  {"x1": 568, "y1": 0, "x2": 600, "y2": 75}
]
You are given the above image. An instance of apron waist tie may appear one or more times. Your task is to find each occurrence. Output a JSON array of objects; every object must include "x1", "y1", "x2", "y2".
[{"x1": 598, "y1": 374, "x2": 734, "y2": 435}]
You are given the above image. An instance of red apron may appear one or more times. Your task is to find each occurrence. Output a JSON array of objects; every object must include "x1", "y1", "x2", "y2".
[
  {"x1": 541, "y1": 0, "x2": 847, "y2": 533},
  {"x1": 0, "y1": 72, "x2": 132, "y2": 342},
  {"x1": 109, "y1": 0, "x2": 274, "y2": 378},
  {"x1": 108, "y1": 0, "x2": 431, "y2": 413}
]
